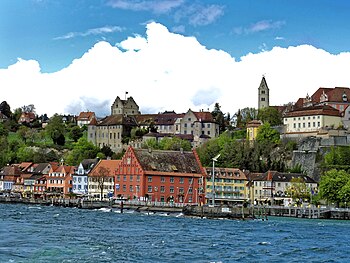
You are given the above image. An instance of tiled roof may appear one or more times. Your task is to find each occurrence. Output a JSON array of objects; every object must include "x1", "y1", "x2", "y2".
[
  {"x1": 247, "y1": 120, "x2": 262, "y2": 128},
  {"x1": 253, "y1": 171, "x2": 317, "y2": 183},
  {"x1": 132, "y1": 148, "x2": 202, "y2": 174},
  {"x1": 97, "y1": 115, "x2": 138, "y2": 126},
  {"x1": 312, "y1": 87, "x2": 350, "y2": 103},
  {"x1": 81, "y1": 158, "x2": 99, "y2": 170},
  {"x1": 0, "y1": 165, "x2": 22, "y2": 176},
  {"x1": 89, "y1": 160, "x2": 121, "y2": 176},
  {"x1": 284, "y1": 105, "x2": 341, "y2": 118},
  {"x1": 77, "y1": 111, "x2": 95, "y2": 121},
  {"x1": 205, "y1": 167, "x2": 247, "y2": 180},
  {"x1": 135, "y1": 112, "x2": 183, "y2": 125},
  {"x1": 193, "y1": 111, "x2": 215, "y2": 122}
]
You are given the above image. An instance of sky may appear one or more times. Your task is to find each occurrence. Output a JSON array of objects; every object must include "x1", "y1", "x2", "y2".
[{"x1": 1, "y1": 0, "x2": 350, "y2": 117}]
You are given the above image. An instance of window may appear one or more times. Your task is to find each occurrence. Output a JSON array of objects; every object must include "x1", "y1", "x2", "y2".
[
  {"x1": 130, "y1": 175, "x2": 133, "y2": 182},
  {"x1": 261, "y1": 98, "x2": 265, "y2": 101},
  {"x1": 137, "y1": 175, "x2": 140, "y2": 182},
  {"x1": 293, "y1": 123, "x2": 296, "y2": 129},
  {"x1": 123, "y1": 185, "x2": 126, "y2": 192},
  {"x1": 179, "y1": 187, "x2": 184, "y2": 193},
  {"x1": 189, "y1": 187, "x2": 193, "y2": 194},
  {"x1": 308, "y1": 122, "x2": 311, "y2": 127},
  {"x1": 148, "y1": 186, "x2": 152, "y2": 193},
  {"x1": 136, "y1": 185, "x2": 140, "y2": 192},
  {"x1": 170, "y1": 177, "x2": 174, "y2": 183},
  {"x1": 160, "y1": 186, "x2": 165, "y2": 193},
  {"x1": 148, "y1": 176, "x2": 152, "y2": 182},
  {"x1": 207, "y1": 124, "x2": 211, "y2": 128},
  {"x1": 188, "y1": 178, "x2": 193, "y2": 184},
  {"x1": 179, "y1": 177, "x2": 184, "y2": 184},
  {"x1": 161, "y1": 176, "x2": 165, "y2": 183},
  {"x1": 117, "y1": 175, "x2": 120, "y2": 181},
  {"x1": 318, "y1": 122, "x2": 320, "y2": 127},
  {"x1": 129, "y1": 185, "x2": 133, "y2": 192},
  {"x1": 170, "y1": 186, "x2": 174, "y2": 193}
]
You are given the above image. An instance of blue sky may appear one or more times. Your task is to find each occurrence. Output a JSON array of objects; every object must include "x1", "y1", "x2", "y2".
[
  {"x1": 1, "y1": 0, "x2": 350, "y2": 116},
  {"x1": 2, "y1": 0, "x2": 350, "y2": 72}
]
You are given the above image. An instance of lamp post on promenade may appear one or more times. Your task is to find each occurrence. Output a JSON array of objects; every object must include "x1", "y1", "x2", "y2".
[{"x1": 212, "y1": 154, "x2": 220, "y2": 207}]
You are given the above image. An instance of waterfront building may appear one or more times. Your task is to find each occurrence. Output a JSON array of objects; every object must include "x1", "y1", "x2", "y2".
[
  {"x1": 88, "y1": 160, "x2": 119, "y2": 200},
  {"x1": 45, "y1": 164, "x2": 75, "y2": 198},
  {"x1": 205, "y1": 167, "x2": 248, "y2": 205},
  {"x1": 115, "y1": 147, "x2": 206, "y2": 204},
  {"x1": 72, "y1": 158, "x2": 99, "y2": 196},
  {"x1": 0, "y1": 165, "x2": 22, "y2": 192},
  {"x1": 252, "y1": 171, "x2": 318, "y2": 205}
]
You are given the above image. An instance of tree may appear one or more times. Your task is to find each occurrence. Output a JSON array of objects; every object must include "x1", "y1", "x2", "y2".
[
  {"x1": 235, "y1": 107, "x2": 257, "y2": 128},
  {"x1": 96, "y1": 167, "x2": 111, "y2": 201},
  {"x1": 257, "y1": 107, "x2": 283, "y2": 126},
  {"x1": 319, "y1": 169, "x2": 350, "y2": 207},
  {"x1": 159, "y1": 137, "x2": 192, "y2": 151},
  {"x1": 285, "y1": 177, "x2": 309, "y2": 202},
  {"x1": 45, "y1": 114, "x2": 66, "y2": 145},
  {"x1": 211, "y1": 102, "x2": 226, "y2": 133},
  {"x1": 65, "y1": 137, "x2": 100, "y2": 165},
  {"x1": 0, "y1": 101, "x2": 12, "y2": 118},
  {"x1": 100, "y1": 145, "x2": 114, "y2": 158},
  {"x1": 68, "y1": 125, "x2": 83, "y2": 142},
  {"x1": 256, "y1": 123, "x2": 280, "y2": 145}
]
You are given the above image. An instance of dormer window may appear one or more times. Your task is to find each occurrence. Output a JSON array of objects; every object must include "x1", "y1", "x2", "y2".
[{"x1": 343, "y1": 92, "x2": 347, "y2": 102}]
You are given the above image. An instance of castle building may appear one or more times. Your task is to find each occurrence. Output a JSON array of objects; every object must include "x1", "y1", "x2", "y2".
[{"x1": 88, "y1": 96, "x2": 219, "y2": 152}]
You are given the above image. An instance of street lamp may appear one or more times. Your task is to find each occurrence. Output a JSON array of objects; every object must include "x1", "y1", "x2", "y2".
[{"x1": 212, "y1": 154, "x2": 220, "y2": 206}]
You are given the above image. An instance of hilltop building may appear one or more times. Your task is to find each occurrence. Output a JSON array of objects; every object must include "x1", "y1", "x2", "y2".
[{"x1": 88, "y1": 96, "x2": 219, "y2": 152}]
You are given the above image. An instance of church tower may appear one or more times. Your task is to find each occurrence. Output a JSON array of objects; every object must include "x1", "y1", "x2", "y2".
[{"x1": 258, "y1": 76, "x2": 270, "y2": 109}]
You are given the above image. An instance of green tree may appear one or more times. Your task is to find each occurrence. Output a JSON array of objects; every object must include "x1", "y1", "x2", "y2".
[
  {"x1": 285, "y1": 177, "x2": 309, "y2": 202},
  {"x1": 100, "y1": 145, "x2": 114, "y2": 158},
  {"x1": 65, "y1": 137, "x2": 100, "y2": 165},
  {"x1": 211, "y1": 102, "x2": 226, "y2": 133},
  {"x1": 159, "y1": 137, "x2": 192, "y2": 151},
  {"x1": 68, "y1": 125, "x2": 83, "y2": 142},
  {"x1": 45, "y1": 114, "x2": 66, "y2": 145},
  {"x1": 0, "y1": 101, "x2": 12, "y2": 118},
  {"x1": 257, "y1": 107, "x2": 283, "y2": 126},
  {"x1": 319, "y1": 169, "x2": 350, "y2": 207},
  {"x1": 256, "y1": 123, "x2": 280, "y2": 145},
  {"x1": 235, "y1": 107, "x2": 257, "y2": 128}
]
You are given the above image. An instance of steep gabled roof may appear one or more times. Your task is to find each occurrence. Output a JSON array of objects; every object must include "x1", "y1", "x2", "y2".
[
  {"x1": 311, "y1": 87, "x2": 350, "y2": 103},
  {"x1": 0, "y1": 165, "x2": 22, "y2": 177},
  {"x1": 132, "y1": 148, "x2": 202, "y2": 175},
  {"x1": 89, "y1": 160, "x2": 121, "y2": 176},
  {"x1": 77, "y1": 111, "x2": 95, "y2": 121},
  {"x1": 193, "y1": 111, "x2": 215, "y2": 122}
]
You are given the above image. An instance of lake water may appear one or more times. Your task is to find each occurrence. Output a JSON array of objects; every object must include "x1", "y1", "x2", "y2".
[{"x1": 0, "y1": 203, "x2": 349, "y2": 263}]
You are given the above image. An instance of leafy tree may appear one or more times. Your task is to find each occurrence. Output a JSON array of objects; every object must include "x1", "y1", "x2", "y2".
[
  {"x1": 211, "y1": 102, "x2": 227, "y2": 133},
  {"x1": 12, "y1": 108, "x2": 22, "y2": 123},
  {"x1": 257, "y1": 107, "x2": 283, "y2": 126},
  {"x1": 68, "y1": 125, "x2": 83, "y2": 142},
  {"x1": 100, "y1": 145, "x2": 114, "y2": 158},
  {"x1": 96, "y1": 167, "x2": 111, "y2": 201},
  {"x1": 159, "y1": 137, "x2": 192, "y2": 151},
  {"x1": 142, "y1": 138, "x2": 160, "y2": 150},
  {"x1": 323, "y1": 146, "x2": 350, "y2": 170},
  {"x1": 285, "y1": 177, "x2": 309, "y2": 201},
  {"x1": 45, "y1": 114, "x2": 66, "y2": 145},
  {"x1": 64, "y1": 137, "x2": 99, "y2": 165},
  {"x1": 0, "y1": 101, "x2": 12, "y2": 118},
  {"x1": 256, "y1": 123, "x2": 280, "y2": 145},
  {"x1": 0, "y1": 123, "x2": 9, "y2": 137},
  {"x1": 319, "y1": 169, "x2": 350, "y2": 207}
]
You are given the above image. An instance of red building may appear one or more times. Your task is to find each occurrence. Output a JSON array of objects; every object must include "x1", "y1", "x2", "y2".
[{"x1": 115, "y1": 147, "x2": 206, "y2": 204}]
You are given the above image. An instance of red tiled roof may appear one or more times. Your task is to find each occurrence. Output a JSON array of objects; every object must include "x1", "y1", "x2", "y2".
[
  {"x1": 193, "y1": 111, "x2": 215, "y2": 122},
  {"x1": 77, "y1": 111, "x2": 95, "y2": 121},
  {"x1": 284, "y1": 105, "x2": 341, "y2": 118},
  {"x1": 311, "y1": 87, "x2": 350, "y2": 103},
  {"x1": 89, "y1": 160, "x2": 121, "y2": 176}
]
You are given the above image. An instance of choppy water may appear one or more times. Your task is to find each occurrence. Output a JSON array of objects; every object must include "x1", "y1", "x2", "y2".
[{"x1": 0, "y1": 203, "x2": 349, "y2": 263}]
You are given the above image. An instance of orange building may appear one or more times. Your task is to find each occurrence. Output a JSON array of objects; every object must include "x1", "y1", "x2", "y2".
[
  {"x1": 46, "y1": 165, "x2": 75, "y2": 198},
  {"x1": 115, "y1": 147, "x2": 206, "y2": 204}
]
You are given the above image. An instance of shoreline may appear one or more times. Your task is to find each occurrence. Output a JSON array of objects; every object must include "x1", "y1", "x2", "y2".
[{"x1": 1, "y1": 197, "x2": 350, "y2": 220}]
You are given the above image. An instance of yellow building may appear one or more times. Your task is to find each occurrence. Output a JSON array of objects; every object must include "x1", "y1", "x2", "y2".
[
  {"x1": 246, "y1": 120, "x2": 263, "y2": 141},
  {"x1": 205, "y1": 167, "x2": 248, "y2": 205}
]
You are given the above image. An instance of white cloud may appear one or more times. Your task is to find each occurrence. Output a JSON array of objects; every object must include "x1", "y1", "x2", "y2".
[
  {"x1": 107, "y1": 0, "x2": 184, "y2": 14},
  {"x1": 54, "y1": 26, "x2": 124, "y2": 40},
  {"x1": 175, "y1": 4, "x2": 225, "y2": 26},
  {"x1": 1, "y1": 22, "x2": 350, "y2": 118},
  {"x1": 234, "y1": 20, "x2": 285, "y2": 35}
]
